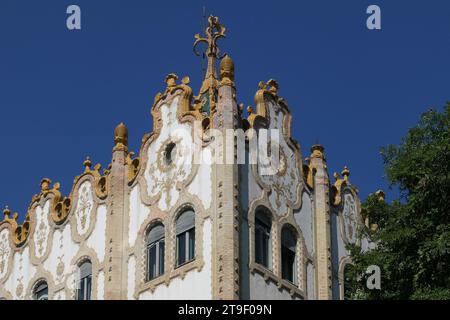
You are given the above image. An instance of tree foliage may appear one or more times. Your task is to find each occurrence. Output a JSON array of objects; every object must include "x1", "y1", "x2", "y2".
[{"x1": 347, "y1": 102, "x2": 450, "y2": 299}]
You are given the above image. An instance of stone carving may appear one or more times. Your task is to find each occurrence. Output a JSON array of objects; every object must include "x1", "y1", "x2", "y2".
[
  {"x1": 75, "y1": 181, "x2": 94, "y2": 236},
  {"x1": 33, "y1": 200, "x2": 51, "y2": 259},
  {"x1": 145, "y1": 99, "x2": 194, "y2": 211},
  {"x1": 15, "y1": 254, "x2": 24, "y2": 298},
  {"x1": 56, "y1": 232, "x2": 65, "y2": 282},
  {"x1": 342, "y1": 191, "x2": 357, "y2": 243},
  {"x1": 0, "y1": 228, "x2": 11, "y2": 279},
  {"x1": 15, "y1": 283, "x2": 23, "y2": 298},
  {"x1": 256, "y1": 105, "x2": 300, "y2": 214}
]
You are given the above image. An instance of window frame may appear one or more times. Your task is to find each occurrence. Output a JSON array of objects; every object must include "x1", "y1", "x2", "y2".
[
  {"x1": 146, "y1": 223, "x2": 165, "y2": 281},
  {"x1": 254, "y1": 210, "x2": 272, "y2": 270},
  {"x1": 76, "y1": 260, "x2": 92, "y2": 300},
  {"x1": 280, "y1": 226, "x2": 298, "y2": 285},
  {"x1": 175, "y1": 209, "x2": 196, "y2": 267},
  {"x1": 33, "y1": 280, "x2": 49, "y2": 300}
]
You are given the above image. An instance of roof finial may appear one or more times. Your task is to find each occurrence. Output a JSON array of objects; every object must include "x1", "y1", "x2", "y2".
[{"x1": 193, "y1": 15, "x2": 226, "y2": 93}]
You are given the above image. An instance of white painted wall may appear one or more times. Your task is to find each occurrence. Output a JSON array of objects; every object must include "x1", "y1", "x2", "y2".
[
  {"x1": 128, "y1": 185, "x2": 150, "y2": 248},
  {"x1": 187, "y1": 147, "x2": 212, "y2": 210},
  {"x1": 87, "y1": 204, "x2": 107, "y2": 263},
  {"x1": 249, "y1": 272, "x2": 300, "y2": 300},
  {"x1": 295, "y1": 191, "x2": 314, "y2": 256}
]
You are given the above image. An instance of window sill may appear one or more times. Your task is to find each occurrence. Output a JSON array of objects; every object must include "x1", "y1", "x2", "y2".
[
  {"x1": 175, "y1": 257, "x2": 195, "y2": 269},
  {"x1": 250, "y1": 262, "x2": 305, "y2": 299}
]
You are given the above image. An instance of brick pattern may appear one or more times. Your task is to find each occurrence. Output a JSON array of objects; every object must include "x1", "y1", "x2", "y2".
[
  {"x1": 312, "y1": 157, "x2": 332, "y2": 300},
  {"x1": 104, "y1": 148, "x2": 127, "y2": 299},
  {"x1": 212, "y1": 85, "x2": 240, "y2": 299}
]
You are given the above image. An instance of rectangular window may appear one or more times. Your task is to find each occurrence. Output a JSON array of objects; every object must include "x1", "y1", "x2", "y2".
[
  {"x1": 159, "y1": 240, "x2": 165, "y2": 275},
  {"x1": 77, "y1": 275, "x2": 92, "y2": 300},
  {"x1": 255, "y1": 218, "x2": 271, "y2": 268},
  {"x1": 177, "y1": 228, "x2": 195, "y2": 266},
  {"x1": 147, "y1": 239, "x2": 164, "y2": 281},
  {"x1": 281, "y1": 246, "x2": 296, "y2": 284}
]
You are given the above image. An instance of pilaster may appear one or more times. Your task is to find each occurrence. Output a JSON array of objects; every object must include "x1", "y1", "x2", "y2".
[
  {"x1": 310, "y1": 144, "x2": 332, "y2": 300},
  {"x1": 104, "y1": 123, "x2": 128, "y2": 299},
  {"x1": 211, "y1": 56, "x2": 240, "y2": 299}
]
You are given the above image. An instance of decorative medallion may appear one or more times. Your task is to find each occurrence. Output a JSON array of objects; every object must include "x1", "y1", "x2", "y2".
[
  {"x1": 145, "y1": 99, "x2": 194, "y2": 211},
  {"x1": 255, "y1": 106, "x2": 300, "y2": 215},
  {"x1": 75, "y1": 181, "x2": 94, "y2": 236}
]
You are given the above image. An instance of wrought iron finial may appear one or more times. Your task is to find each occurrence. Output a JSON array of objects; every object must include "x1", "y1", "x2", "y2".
[
  {"x1": 193, "y1": 15, "x2": 226, "y2": 59},
  {"x1": 193, "y1": 15, "x2": 226, "y2": 86}
]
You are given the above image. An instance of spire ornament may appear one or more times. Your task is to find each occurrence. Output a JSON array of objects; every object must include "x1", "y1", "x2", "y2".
[
  {"x1": 193, "y1": 15, "x2": 226, "y2": 82},
  {"x1": 114, "y1": 122, "x2": 128, "y2": 152},
  {"x1": 193, "y1": 15, "x2": 227, "y2": 116}
]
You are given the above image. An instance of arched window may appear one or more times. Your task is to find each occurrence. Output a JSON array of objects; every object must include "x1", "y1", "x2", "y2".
[
  {"x1": 255, "y1": 209, "x2": 272, "y2": 269},
  {"x1": 33, "y1": 280, "x2": 48, "y2": 300},
  {"x1": 77, "y1": 260, "x2": 92, "y2": 300},
  {"x1": 281, "y1": 226, "x2": 298, "y2": 285},
  {"x1": 176, "y1": 209, "x2": 195, "y2": 266},
  {"x1": 146, "y1": 223, "x2": 165, "y2": 281}
]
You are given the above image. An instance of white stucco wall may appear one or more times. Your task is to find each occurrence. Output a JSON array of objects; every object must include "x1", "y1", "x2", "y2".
[
  {"x1": 128, "y1": 185, "x2": 150, "y2": 248},
  {"x1": 295, "y1": 191, "x2": 314, "y2": 256},
  {"x1": 86, "y1": 204, "x2": 107, "y2": 263},
  {"x1": 187, "y1": 147, "x2": 212, "y2": 210},
  {"x1": 249, "y1": 272, "x2": 300, "y2": 300}
]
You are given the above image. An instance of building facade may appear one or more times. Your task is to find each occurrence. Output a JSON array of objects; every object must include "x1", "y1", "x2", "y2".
[{"x1": 0, "y1": 16, "x2": 371, "y2": 300}]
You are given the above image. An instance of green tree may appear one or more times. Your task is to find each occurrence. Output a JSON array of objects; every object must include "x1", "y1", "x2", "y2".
[{"x1": 347, "y1": 102, "x2": 450, "y2": 300}]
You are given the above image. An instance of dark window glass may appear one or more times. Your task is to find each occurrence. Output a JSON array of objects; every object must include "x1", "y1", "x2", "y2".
[
  {"x1": 281, "y1": 227, "x2": 297, "y2": 284},
  {"x1": 77, "y1": 261, "x2": 92, "y2": 300},
  {"x1": 34, "y1": 281, "x2": 48, "y2": 300},
  {"x1": 146, "y1": 224, "x2": 165, "y2": 281},
  {"x1": 188, "y1": 228, "x2": 195, "y2": 260},
  {"x1": 255, "y1": 211, "x2": 271, "y2": 268},
  {"x1": 176, "y1": 209, "x2": 195, "y2": 266}
]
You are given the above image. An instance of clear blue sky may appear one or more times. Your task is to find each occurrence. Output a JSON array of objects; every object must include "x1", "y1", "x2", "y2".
[{"x1": 1, "y1": 0, "x2": 449, "y2": 219}]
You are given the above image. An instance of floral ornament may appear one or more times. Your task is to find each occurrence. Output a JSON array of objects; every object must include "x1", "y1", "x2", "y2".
[
  {"x1": 15, "y1": 283, "x2": 24, "y2": 298},
  {"x1": 56, "y1": 232, "x2": 65, "y2": 283},
  {"x1": 36, "y1": 221, "x2": 47, "y2": 255},
  {"x1": 342, "y1": 191, "x2": 357, "y2": 243},
  {"x1": 145, "y1": 99, "x2": 194, "y2": 211},
  {"x1": 15, "y1": 254, "x2": 24, "y2": 298},
  {"x1": 258, "y1": 136, "x2": 299, "y2": 215},
  {"x1": 75, "y1": 181, "x2": 94, "y2": 236},
  {"x1": 0, "y1": 229, "x2": 11, "y2": 279},
  {"x1": 147, "y1": 136, "x2": 192, "y2": 210},
  {"x1": 33, "y1": 201, "x2": 50, "y2": 259}
]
